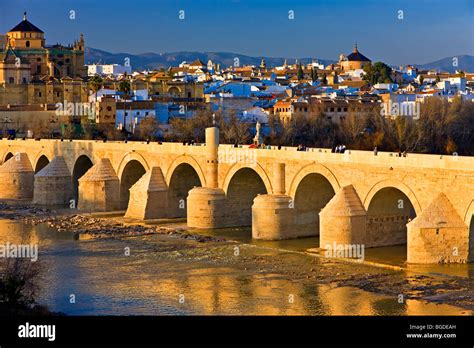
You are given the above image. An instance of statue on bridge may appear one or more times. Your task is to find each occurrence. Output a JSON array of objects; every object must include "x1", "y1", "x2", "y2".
[{"x1": 253, "y1": 121, "x2": 263, "y2": 146}]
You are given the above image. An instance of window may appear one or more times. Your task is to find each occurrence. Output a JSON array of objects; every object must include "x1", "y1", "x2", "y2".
[
  {"x1": 37, "y1": 58, "x2": 41, "y2": 62},
  {"x1": 8, "y1": 77, "x2": 14, "y2": 84},
  {"x1": 106, "y1": 106, "x2": 112, "y2": 111},
  {"x1": 337, "y1": 107, "x2": 342, "y2": 112},
  {"x1": 22, "y1": 78, "x2": 27, "y2": 84},
  {"x1": 26, "y1": 41, "x2": 30, "y2": 47},
  {"x1": 36, "y1": 66, "x2": 41, "y2": 74},
  {"x1": 38, "y1": 92, "x2": 42, "y2": 97}
]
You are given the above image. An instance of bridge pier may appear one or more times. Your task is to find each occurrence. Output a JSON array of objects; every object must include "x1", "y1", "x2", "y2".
[
  {"x1": 125, "y1": 167, "x2": 169, "y2": 220},
  {"x1": 252, "y1": 163, "x2": 295, "y2": 240},
  {"x1": 32, "y1": 156, "x2": 73, "y2": 206},
  {"x1": 78, "y1": 158, "x2": 120, "y2": 212},
  {"x1": 407, "y1": 193, "x2": 472, "y2": 263},
  {"x1": 188, "y1": 127, "x2": 231, "y2": 228},
  {"x1": 0, "y1": 153, "x2": 34, "y2": 200},
  {"x1": 319, "y1": 185, "x2": 368, "y2": 248}
]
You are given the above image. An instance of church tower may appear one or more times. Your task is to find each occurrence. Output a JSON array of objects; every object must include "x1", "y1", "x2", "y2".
[{"x1": 7, "y1": 12, "x2": 45, "y2": 49}]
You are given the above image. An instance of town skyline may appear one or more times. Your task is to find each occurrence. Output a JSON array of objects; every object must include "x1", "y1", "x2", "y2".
[{"x1": 1, "y1": 0, "x2": 473, "y2": 66}]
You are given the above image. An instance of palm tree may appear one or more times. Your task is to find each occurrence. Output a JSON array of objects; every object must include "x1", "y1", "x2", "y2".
[
  {"x1": 88, "y1": 75, "x2": 103, "y2": 102},
  {"x1": 117, "y1": 79, "x2": 131, "y2": 131}
]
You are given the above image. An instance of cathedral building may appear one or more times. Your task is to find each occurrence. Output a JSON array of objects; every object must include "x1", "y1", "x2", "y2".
[{"x1": 0, "y1": 12, "x2": 88, "y2": 105}]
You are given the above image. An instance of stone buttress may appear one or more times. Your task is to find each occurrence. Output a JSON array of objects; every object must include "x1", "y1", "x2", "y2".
[{"x1": 78, "y1": 158, "x2": 120, "y2": 212}]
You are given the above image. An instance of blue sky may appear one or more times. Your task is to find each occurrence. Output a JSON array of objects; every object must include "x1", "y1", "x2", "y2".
[{"x1": 1, "y1": 0, "x2": 473, "y2": 65}]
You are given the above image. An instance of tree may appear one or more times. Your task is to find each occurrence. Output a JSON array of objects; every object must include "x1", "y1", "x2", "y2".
[
  {"x1": 311, "y1": 67, "x2": 318, "y2": 82},
  {"x1": 117, "y1": 80, "x2": 131, "y2": 98},
  {"x1": 363, "y1": 62, "x2": 393, "y2": 85},
  {"x1": 117, "y1": 79, "x2": 131, "y2": 130},
  {"x1": 88, "y1": 75, "x2": 103, "y2": 102},
  {"x1": 297, "y1": 63, "x2": 304, "y2": 80},
  {"x1": 137, "y1": 116, "x2": 159, "y2": 140},
  {"x1": 321, "y1": 74, "x2": 328, "y2": 85},
  {"x1": 221, "y1": 111, "x2": 251, "y2": 145}
]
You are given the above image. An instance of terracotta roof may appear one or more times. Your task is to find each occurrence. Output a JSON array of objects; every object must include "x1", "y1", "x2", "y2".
[{"x1": 190, "y1": 59, "x2": 205, "y2": 66}]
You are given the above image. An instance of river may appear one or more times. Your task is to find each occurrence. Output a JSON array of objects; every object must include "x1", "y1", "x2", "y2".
[{"x1": 0, "y1": 218, "x2": 471, "y2": 315}]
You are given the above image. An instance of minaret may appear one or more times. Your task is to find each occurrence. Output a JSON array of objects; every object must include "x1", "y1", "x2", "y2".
[{"x1": 260, "y1": 58, "x2": 266, "y2": 69}]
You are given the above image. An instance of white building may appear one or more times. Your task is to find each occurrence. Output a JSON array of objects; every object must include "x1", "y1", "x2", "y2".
[{"x1": 87, "y1": 64, "x2": 132, "y2": 77}]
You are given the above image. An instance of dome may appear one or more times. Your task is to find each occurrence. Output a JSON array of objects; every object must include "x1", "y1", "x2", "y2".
[
  {"x1": 9, "y1": 12, "x2": 44, "y2": 33},
  {"x1": 346, "y1": 44, "x2": 371, "y2": 62}
]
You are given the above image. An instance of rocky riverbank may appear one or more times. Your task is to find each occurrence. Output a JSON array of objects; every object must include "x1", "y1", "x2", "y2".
[{"x1": 0, "y1": 202, "x2": 225, "y2": 242}]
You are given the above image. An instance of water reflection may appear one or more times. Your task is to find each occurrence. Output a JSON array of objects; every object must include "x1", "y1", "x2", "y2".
[
  {"x1": 190, "y1": 226, "x2": 474, "y2": 278},
  {"x1": 0, "y1": 219, "x2": 470, "y2": 316}
]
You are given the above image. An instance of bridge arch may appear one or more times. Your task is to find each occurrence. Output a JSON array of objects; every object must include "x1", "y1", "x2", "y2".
[
  {"x1": 117, "y1": 151, "x2": 150, "y2": 181},
  {"x1": 463, "y1": 200, "x2": 474, "y2": 227},
  {"x1": 222, "y1": 162, "x2": 272, "y2": 195},
  {"x1": 165, "y1": 155, "x2": 206, "y2": 188},
  {"x1": 288, "y1": 163, "x2": 340, "y2": 199},
  {"x1": 2, "y1": 151, "x2": 14, "y2": 164},
  {"x1": 168, "y1": 162, "x2": 203, "y2": 217},
  {"x1": 34, "y1": 154, "x2": 50, "y2": 174},
  {"x1": 465, "y1": 201, "x2": 474, "y2": 262},
  {"x1": 363, "y1": 179, "x2": 422, "y2": 216},
  {"x1": 365, "y1": 181, "x2": 418, "y2": 247},
  {"x1": 291, "y1": 172, "x2": 337, "y2": 235},
  {"x1": 72, "y1": 154, "x2": 94, "y2": 203},
  {"x1": 223, "y1": 164, "x2": 270, "y2": 227},
  {"x1": 119, "y1": 158, "x2": 148, "y2": 210}
]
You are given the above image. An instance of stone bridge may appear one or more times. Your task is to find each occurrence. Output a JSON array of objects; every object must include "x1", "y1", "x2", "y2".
[{"x1": 0, "y1": 127, "x2": 473, "y2": 264}]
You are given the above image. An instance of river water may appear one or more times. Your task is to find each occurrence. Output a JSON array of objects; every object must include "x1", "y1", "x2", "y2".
[{"x1": 0, "y1": 218, "x2": 471, "y2": 316}]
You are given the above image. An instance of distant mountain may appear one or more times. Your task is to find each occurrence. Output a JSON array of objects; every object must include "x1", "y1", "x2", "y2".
[
  {"x1": 85, "y1": 48, "x2": 474, "y2": 74},
  {"x1": 85, "y1": 47, "x2": 336, "y2": 71},
  {"x1": 416, "y1": 55, "x2": 474, "y2": 73}
]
